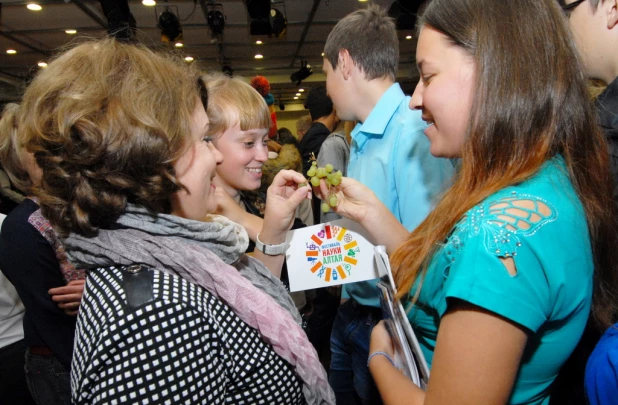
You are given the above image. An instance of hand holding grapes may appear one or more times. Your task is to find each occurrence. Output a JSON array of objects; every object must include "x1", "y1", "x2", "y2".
[
  {"x1": 308, "y1": 161, "x2": 379, "y2": 225},
  {"x1": 263, "y1": 169, "x2": 312, "y2": 238}
]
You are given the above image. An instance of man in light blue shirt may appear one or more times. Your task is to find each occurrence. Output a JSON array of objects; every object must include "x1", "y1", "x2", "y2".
[{"x1": 322, "y1": 5, "x2": 453, "y2": 404}]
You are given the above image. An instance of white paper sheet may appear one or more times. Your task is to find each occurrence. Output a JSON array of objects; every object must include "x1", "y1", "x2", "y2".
[{"x1": 285, "y1": 218, "x2": 380, "y2": 292}]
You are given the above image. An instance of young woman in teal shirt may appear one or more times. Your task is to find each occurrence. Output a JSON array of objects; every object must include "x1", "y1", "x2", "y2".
[{"x1": 317, "y1": 0, "x2": 618, "y2": 403}]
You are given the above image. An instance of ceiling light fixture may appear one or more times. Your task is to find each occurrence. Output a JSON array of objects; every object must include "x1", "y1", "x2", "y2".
[
  {"x1": 299, "y1": 88, "x2": 304, "y2": 92},
  {"x1": 158, "y1": 9, "x2": 183, "y2": 44},
  {"x1": 321, "y1": 52, "x2": 324, "y2": 57},
  {"x1": 269, "y1": 8, "x2": 287, "y2": 37},
  {"x1": 254, "y1": 54, "x2": 263, "y2": 59},
  {"x1": 290, "y1": 60, "x2": 313, "y2": 85},
  {"x1": 65, "y1": 29, "x2": 77, "y2": 34},
  {"x1": 142, "y1": 0, "x2": 156, "y2": 5},
  {"x1": 256, "y1": 40, "x2": 263, "y2": 44},
  {"x1": 27, "y1": 3, "x2": 42, "y2": 11},
  {"x1": 294, "y1": 96, "x2": 299, "y2": 100},
  {"x1": 6, "y1": 49, "x2": 17, "y2": 55},
  {"x1": 295, "y1": 93, "x2": 301, "y2": 96},
  {"x1": 246, "y1": 0, "x2": 288, "y2": 37},
  {"x1": 38, "y1": 61, "x2": 47, "y2": 68},
  {"x1": 405, "y1": 35, "x2": 412, "y2": 40},
  {"x1": 184, "y1": 56, "x2": 194, "y2": 62},
  {"x1": 175, "y1": 42, "x2": 183, "y2": 48},
  {"x1": 207, "y1": 8, "x2": 225, "y2": 37}
]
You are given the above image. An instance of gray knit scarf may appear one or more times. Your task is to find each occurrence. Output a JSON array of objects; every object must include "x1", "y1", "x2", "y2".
[{"x1": 64, "y1": 204, "x2": 335, "y2": 405}]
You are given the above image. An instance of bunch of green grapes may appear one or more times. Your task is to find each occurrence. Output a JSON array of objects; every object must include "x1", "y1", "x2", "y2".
[{"x1": 307, "y1": 161, "x2": 343, "y2": 213}]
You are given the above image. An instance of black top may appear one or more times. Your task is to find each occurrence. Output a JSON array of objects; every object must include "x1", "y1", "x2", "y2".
[
  {"x1": 595, "y1": 77, "x2": 618, "y2": 201},
  {"x1": 71, "y1": 265, "x2": 305, "y2": 405},
  {"x1": 298, "y1": 122, "x2": 331, "y2": 176},
  {"x1": 0, "y1": 199, "x2": 77, "y2": 369}
]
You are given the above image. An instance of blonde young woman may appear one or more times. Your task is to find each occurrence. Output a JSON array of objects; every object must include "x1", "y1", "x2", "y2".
[
  {"x1": 19, "y1": 39, "x2": 334, "y2": 405},
  {"x1": 317, "y1": 0, "x2": 618, "y2": 404},
  {"x1": 204, "y1": 73, "x2": 313, "y2": 255},
  {"x1": 203, "y1": 73, "x2": 312, "y2": 313}
]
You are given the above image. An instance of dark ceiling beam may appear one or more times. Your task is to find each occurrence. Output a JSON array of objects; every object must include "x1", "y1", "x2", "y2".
[
  {"x1": 5, "y1": 20, "x2": 340, "y2": 35},
  {"x1": 71, "y1": 0, "x2": 108, "y2": 29},
  {"x1": 289, "y1": 0, "x2": 321, "y2": 68},
  {"x1": 182, "y1": 20, "x2": 337, "y2": 29},
  {"x1": 177, "y1": 40, "x2": 325, "y2": 48},
  {"x1": 0, "y1": 70, "x2": 24, "y2": 88},
  {"x1": 7, "y1": 27, "x2": 106, "y2": 35},
  {"x1": 0, "y1": 30, "x2": 51, "y2": 57}
]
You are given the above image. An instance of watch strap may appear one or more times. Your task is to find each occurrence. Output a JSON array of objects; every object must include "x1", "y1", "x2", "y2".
[{"x1": 255, "y1": 233, "x2": 290, "y2": 256}]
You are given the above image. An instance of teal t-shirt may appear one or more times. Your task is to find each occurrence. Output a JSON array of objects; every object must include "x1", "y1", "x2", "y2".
[{"x1": 408, "y1": 158, "x2": 593, "y2": 405}]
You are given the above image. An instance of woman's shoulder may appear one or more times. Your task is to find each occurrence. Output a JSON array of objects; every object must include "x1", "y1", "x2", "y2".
[
  {"x1": 74, "y1": 265, "x2": 305, "y2": 405},
  {"x1": 84, "y1": 265, "x2": 216, "y2": 318},
  {"x1": 448, "y1": 158, "x2": 588, "y2": 259},
  {"x1": 493, "y1": 157, "x2": 576, "y2": 199},
  {"x1": 476, "y1": 158, "x2": 583, "y2": 230},
  {"x1": 2, "y1": 199, "x2": 40, "y2": 233}
]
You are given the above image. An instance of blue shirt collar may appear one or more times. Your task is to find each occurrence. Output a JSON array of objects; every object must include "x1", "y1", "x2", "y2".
[{"x1": 352, "y1": 83, "x2": 406, "y2": 138}]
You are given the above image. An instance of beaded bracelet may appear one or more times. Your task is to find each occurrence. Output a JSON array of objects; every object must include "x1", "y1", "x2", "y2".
[{"x1": 367, "y1": 351, "x2": 395, "y2": 367}]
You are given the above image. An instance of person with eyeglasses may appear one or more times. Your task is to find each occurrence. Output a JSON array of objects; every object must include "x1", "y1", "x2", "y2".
[{"x1": 560, "y1": 0, "x2": 588, "y2": 16}]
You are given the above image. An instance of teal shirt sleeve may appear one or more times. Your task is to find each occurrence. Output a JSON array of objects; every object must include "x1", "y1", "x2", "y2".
[
  {"x1": 431, "y1": 190, "x2": 591, "y2": 333},
  {"x1": 441, "y1": 221, "x2": 549, "y2": 332}
]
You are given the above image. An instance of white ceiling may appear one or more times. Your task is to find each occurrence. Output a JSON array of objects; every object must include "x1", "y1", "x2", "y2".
[{"x1": 0, "y1": 0, "x2": 421, "y2": 105}]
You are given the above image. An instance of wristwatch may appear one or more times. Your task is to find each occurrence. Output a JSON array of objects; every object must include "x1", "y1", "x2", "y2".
[{"x1": 255, "y1": 233, "x2": 290, "y2": 256}]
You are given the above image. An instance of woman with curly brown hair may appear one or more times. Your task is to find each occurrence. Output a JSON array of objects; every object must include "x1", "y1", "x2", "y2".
[{"x1": 18, "y1": 38, "x2": 334, "y2": 405}]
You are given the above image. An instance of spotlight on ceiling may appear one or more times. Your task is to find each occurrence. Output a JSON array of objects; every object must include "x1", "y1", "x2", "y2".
[
  {"x1": 245, "y1": 0, "x2": 287, "y2": 37},
  {"x1": 158, "y1": 9, "x2": 183, "y2": 43},
  {"x1": 207, "y1": 8, "x2": 225, "y2": 37},
  {"x1": 246, "y1": 0, "x2": 270, "y2": 36},
  {"x1": 269, "y1": 8, "x2": 286, "y2": 38},
  {"x1": 100, "y1": 0, "x2": 136, "y2": 41},
  {"x1": 290, "y1": 60, "x2": 313, "y2": 86}
]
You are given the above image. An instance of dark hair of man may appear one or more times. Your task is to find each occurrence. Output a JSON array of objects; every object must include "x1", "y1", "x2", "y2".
[
  {"x1": 276, "y1": 127, "x2": 299, "y2": 147},
  {"x1": 390, "y1": 0, "x2": 618, "y2": 331},
  {"x1": 305, "y1": 86, "x2": 334, "y2": 121},
  {"x1": 323, "y1": 5, "x2": 398, "y2": 81}
]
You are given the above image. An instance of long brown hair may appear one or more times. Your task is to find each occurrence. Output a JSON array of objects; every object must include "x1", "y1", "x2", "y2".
[{"x1": 391, "y1": 0, "x2": 618, "y2": 330}]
